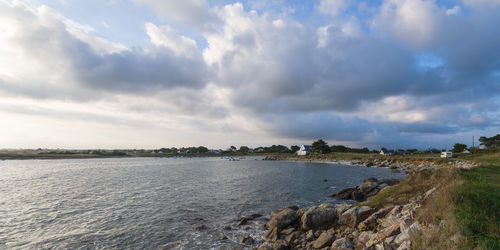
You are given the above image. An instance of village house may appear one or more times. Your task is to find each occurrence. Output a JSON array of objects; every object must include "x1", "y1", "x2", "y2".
[{"x1": 296, "y1": 145, "x2": 313, "y2": 155}]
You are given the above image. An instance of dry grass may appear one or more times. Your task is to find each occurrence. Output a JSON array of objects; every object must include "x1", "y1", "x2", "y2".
[{"x1": 412, "y1": 168, "x2": 465, "y2": 249}]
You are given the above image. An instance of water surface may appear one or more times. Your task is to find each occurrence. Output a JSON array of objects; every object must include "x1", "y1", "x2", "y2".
[{"x1": 0, "y1": 157, "x2": 404, "y2": 249}]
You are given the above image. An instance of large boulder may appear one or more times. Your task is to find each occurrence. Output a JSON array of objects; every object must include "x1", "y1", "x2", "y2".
[
  {"x1": 339, "y1": 206, "x2": 376, "y2": 227},
  {"x1": 268, "y1": 208, "x2": 299, "y2": 230},
  {"x1": 358, "y1": 181, "x2": 378, "y2": 193},
  {"x1": 312, "y1": 229, "x2": 336, "y2": 249},
  {"x1": 301, "y1": 204, "x2": 338, "y2": 230},
  {"x1": 330, "y1": 187, "x2": 356, "y2": 199}
]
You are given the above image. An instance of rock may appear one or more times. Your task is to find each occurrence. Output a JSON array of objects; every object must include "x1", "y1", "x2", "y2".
[
  {"x1": 365, "y1": 220, "x2": 401, "y2": 247},
  {"x1": 330, "y1": 237, "x2": 352, "y2": 250},
  {"x1": 257, "y1": 245, "x2": 272, "y2": 250},
  {"x1": 395, "y1": 221, "x2": 421, "y2": 245},
  {"x1": 219, "y1": 234, "x2": 228, "y2": 240},
  {"x1": 273, "y1": 240, "x2": 291, "y2": 250},
  {"x1": 260, "y1": 224, "x2": 268, "y2": 230},
  {"x1": 330, "y1": 187, "x2": 356, "y2": 199},
  {"x1": 297, "y1": 207, "x2": 308, "y2": 218},
  {"x1": 306, "y1": 230, "x2": 315, "y2": 241},
  {"x1": 351, "y1": 191, "x2": 365, "y2": 201},
  {"x1": 322, "y1": 178, "x2": 328, "y2": 182},
  {"x1": 357, "y1": 231, "x2": 375, "y2": 244},
  {"x1": 236, "y1": 217, "x2": 249, "y2": 226},
  {"x1": 284, "y1": 231, "x2": 301, "y2": 244},
  {"x1": 264, "y1": 227, "x2": 279, "y2": 242},
  {"x1": 193, "y1": 224, "x2": 208, "y2": 230},
  {"x1": 223, "y1": 225, "x2": 232, "y2": 230},
  {"x1": 384, "y1": 235, "x2": 395, "y2": 245},
  {"x1": 357, "y1": 207, "x2": 392, "y2": 231},
  {"x1": 280, "y1": 227, "x2": 295, "y2": 235},
  {"x1": 313, "y1": 229, "x2": 336, "y2": 249},
  {"x1": 301, "y1": 204, "x2": 338, "y2": 230},
  {"x1": 269, "y1": 208, "x2": 298, "y2": 230},
  {"x1": 396, "y1": 240, "x2": 411, "y2": 250},
  {"x1": 378, "y1": 179, "x2": 399, "y2": 186},
  {"x1": 364, "y1": 177, "x2": 378, "y2": 182},
  {"x1": 240, "y1": 236, "x2": 255, "y2": 245},
  {"x1": 335, "y1": 204, "x2": 352, "y2": 215},
  {"x1": 288, "y1": 206, "x2": 300, "y2": 211},
  {"x1": 339, "y1": 206, "x2": 376, "y2": 227},
  {"x1": 359, "y1": 181, "x2": 378, "y2": 193}
]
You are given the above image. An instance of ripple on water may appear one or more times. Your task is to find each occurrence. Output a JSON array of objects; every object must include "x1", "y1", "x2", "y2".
[{"x1": 0, "y1": 157, "x2": 404, "y2": 249}]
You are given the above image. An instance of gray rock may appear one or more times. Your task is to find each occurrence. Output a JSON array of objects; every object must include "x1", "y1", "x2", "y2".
[
  {"x1": 312, "y1": 229, "x2": 336, "y2": 249},
  {"x1": 273, "y1": 240, "x2": 291, "y2": 250},
  {"x1": 330, "y1": 187, "x2": 356, "y2": 199},
  {"x1": 357, "y1": 207, "x2": 392, "y2": 231},
  {"x1": 240, "y1": 236, "x2": 255, "y2": 245},
  {"x1": 339, "y1": 206, "x2": 376, "y2": 227},
  {"x1": 268, "y1": 208, "x2": 298, "y2": 230},
  {"x1": 330, "y1": 237, "x2": 352, "y2": 250},
  {"x1": 351, "y1": 190, "x2": 365, "y2": 201},
  {"x1": 359, "y1": 181, "x2": 378, "y2": 193},
  {"x1": 396, "y1": 240, "x2": 411, "y2": 250},
  {"x1": 357, "y1": 231, "x2": 375, "y2": 244},
  {"x1": 335, "y1": 204, "x2": 352, "y2": 215},
  {"x1": 301, "y1": 204, "x2": 338, "y2": 230}
]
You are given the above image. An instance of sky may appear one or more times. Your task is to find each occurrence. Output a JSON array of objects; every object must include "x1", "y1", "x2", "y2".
[{"x1": 0, "y1": 0, "x2": 499, "y2": 150}]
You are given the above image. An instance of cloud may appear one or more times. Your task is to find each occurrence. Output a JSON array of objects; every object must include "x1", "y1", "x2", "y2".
[
  {"x1": 0, "y1": 0, "x2": 499, "y2": 149},
  {"x1": 133, "y1": 0, "x2": 222, "y2": 32},
  {"x1": 318, "y1": 0, "x2": 351, "y2": 17},
  {"x1": 0, "y1": 2, "x2": 209, "y2": 98}
]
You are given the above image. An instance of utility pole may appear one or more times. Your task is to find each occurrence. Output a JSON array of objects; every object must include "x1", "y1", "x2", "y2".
[{"x1": 472, "y1": 136, "x2": 475, "y2": 154}]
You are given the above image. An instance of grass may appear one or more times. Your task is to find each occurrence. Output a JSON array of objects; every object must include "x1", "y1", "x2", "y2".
[
  {"x1": 454, "y1": 164, "x2": 500, "y2": 249},
  {"x1": 352, "y1": 150, "x2": 500, "y2": 249}
]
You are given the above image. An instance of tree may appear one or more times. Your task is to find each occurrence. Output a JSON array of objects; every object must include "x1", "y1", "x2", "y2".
[
  {"x1": 452, "y1": 143, "x2": 467, "y2": 153},
  {"x1": 197, "y1": 146, "x2": 208, "y2": 153},
  {"x1": 230, "y1": 145, "x2": 237, "y2": 152},
  {"x1": 478, "y1": 134, "x2": 500, "y2": 148},
  {"x1": 290, "y1": 145, "x2": 300, "y2": 153},
  {"x1": 312, "y1": 139, "x2": 330, "y2": 154},
  {"x1": 239, "y1": 146, "x2": 250, "y2": 153}
]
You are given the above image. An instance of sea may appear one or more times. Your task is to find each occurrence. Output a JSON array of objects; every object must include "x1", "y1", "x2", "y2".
[{"x1": 0, "y1": 157, "x2": 404, "y2": 249}]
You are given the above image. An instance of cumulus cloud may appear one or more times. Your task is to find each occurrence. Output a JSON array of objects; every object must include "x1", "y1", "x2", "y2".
[
  {"x1": 133, "y1": 0, "x2": 222, "y2": 32},
  {"x1": 0, "y1": 0, "x2": 499, "y2": 149},
  {"x1": 318, "y1": 0, "x2": 351, "y2": 16},
  {"x1": 0, "y1": 2, "x2": 209, "y2": 98}
]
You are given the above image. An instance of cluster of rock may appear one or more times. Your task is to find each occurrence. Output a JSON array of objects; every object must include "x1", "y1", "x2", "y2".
[
  {"x1": 263, "y1": 155, "x2": 481, "y2": 170},
  {"x1": 329, "y1": 178, "x2": 400, "y2": 202},
  {"x1": 253, "y1": 190, "x2": 434, "y2": 250}
]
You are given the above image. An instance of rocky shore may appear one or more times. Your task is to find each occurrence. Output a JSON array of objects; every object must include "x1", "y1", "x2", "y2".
[
  {"x1": 262, "y1": 155, "x2": 481, "y2": 170},
  {"x1": 230, "y1": 179, "x2": 433, "y2": 250},
  {"x1": 225, "y1": 156, "x2": 480, "y2": 249}
]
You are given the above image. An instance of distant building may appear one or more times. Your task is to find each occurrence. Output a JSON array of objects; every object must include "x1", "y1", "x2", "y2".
[
  {"x1": 379, "y1": 150, "x2": 392, "y2": 156},
  {"x1": 297, "y1": 145, "x2": 313, "y2": 155},
  {"x1": 441, "y1": 151, "x2": 453, "y2": 158},
  {"x1": 462, "y1": 149, "x2": 471, "y2": 154}
]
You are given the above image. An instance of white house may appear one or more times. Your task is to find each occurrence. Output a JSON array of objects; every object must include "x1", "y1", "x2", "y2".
[
  {"x1": 441, "y1": 151, "x2": 453, "y2": 158},
  {"x1": 379, "y1": 149, "x2": 392, "y2": 156},
  {"x1": 297, "y1": 145, "x2": 313, "y2": 155}
]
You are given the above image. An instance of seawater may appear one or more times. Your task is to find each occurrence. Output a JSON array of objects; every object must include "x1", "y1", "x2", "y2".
[{"x1": 0, "y1": 157, "x2": 404, "y2": 249}]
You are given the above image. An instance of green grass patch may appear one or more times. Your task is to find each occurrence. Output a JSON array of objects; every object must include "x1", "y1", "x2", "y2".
[{"x1": 455, "y1": 164, "x2": 500, "y2": 249}]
